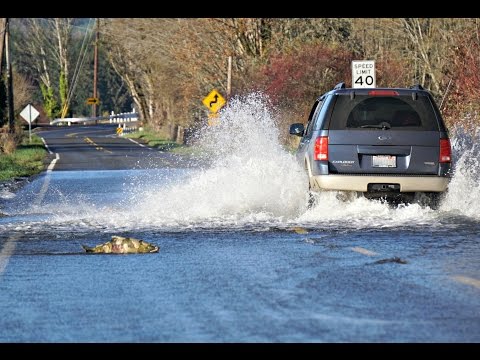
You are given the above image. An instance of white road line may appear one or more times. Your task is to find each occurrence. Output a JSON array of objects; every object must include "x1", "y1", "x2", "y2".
[
  {"x1": 350, "y1": 247, "x2": 379, "y2": 256},
  {"x1": 0, "y1": 233, "x2": 21, "y2": 276},
  {"x1": 0, "y1": 153, "x2": 58, "y2": 277},
  {"x1": 47, "y1": 153, "x2": 59, "y2": 172},
  {"x1": 35, "y1": 155, "x2": 58, "y2": 206},
  {"x1": 42, "y1": 137, "x2": 53, "y2": 154},
  {"x1": 127, "y1": 137, "x2": 152, "y2": 150},
  {"x1": 451, "y1": 275, "x2": 480, "y2": 289}
]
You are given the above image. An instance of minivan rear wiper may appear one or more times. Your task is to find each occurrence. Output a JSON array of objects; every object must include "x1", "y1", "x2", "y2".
[{"x1": 360, "y1": 122, "x2": 391, "y2": 130}]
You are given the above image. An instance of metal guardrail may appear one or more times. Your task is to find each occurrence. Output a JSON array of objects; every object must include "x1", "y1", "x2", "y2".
[{"x1": 50, "y1": 111, "x2": 138, "y2": 125}]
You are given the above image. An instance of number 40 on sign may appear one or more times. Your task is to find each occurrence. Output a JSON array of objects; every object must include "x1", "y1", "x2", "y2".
[{"x1": 352, "y1": 60, "x2": 376, "y2": 88}]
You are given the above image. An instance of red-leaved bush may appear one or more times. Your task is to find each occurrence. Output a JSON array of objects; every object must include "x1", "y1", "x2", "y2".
[
  {"x1": 441, "y1": 29, "x2": 480, "y2": 127},
  {"x1": 259, "y1": 44, "x2": 352, "y2": 107},
  {"x1": 242, "y1": 42, "x2": 414, "y2": 146}
]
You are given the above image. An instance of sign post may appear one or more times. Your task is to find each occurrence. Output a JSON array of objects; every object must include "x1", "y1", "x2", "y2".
[
  {"x1": 352, "y1": 60, "x2": 376, "y2": 88},
  {"x1": 19, "y1": 104, "x2": 40, "y2": 143},
  {"x1": 202, "y1": 89, "x2": 226, "y2": 126}
]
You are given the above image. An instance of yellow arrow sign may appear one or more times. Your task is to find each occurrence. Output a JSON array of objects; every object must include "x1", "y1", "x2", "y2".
[
  {"x1": 86, "y1": 97, "x2": 100, "y2": 105},
  {"x1": 202, "y1": 89, "x2": 226, "y2": 113}
]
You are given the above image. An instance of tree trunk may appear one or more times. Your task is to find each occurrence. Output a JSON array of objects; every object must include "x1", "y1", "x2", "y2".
[{"x1": 0, "y1": 18, "x2": 6, "y2": 79}]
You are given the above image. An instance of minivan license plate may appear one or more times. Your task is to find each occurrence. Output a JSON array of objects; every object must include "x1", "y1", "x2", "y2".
[{"x1": 372, "y1": 155, "x2": 396, "y2": 168}]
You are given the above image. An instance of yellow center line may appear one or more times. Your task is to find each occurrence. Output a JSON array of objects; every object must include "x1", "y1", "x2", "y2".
[
  {"x1": 67, "y1": 132, "x2": 79, "y2": 137},
  {"x1": 84, "y1": 137, "x2": 113, "y2": 154},
  {"x1": 350, "y1": 247, "x2": 379, "y2": 256},
  {"x1": 451, "y1": 275, "x2": 480, "y2": 289}
]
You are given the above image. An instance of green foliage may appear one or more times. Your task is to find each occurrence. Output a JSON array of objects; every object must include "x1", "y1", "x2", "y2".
[
  {"x1": 124, "y1": 126, "x2": 196, "y2": 154},
  {"x1": 40, "y1": 83, "x2": 60, "y2": 119},
  {"x1": 10, "y1": 19, "x2": 130, "y2": 119},
  {"x1": 0, "y1": 134, "x2": 47, "y2": 180},
  {"x1": 59, "y1": 70, "x2": 67, "y2": 112},
  {"x1": 124, "y1": 127, "x2": 178, "y2": 151}
]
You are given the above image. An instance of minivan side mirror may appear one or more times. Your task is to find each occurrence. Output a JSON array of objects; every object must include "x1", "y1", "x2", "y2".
[{"x1": 289, "y1": 123, "x2": 305, "y2": 137}]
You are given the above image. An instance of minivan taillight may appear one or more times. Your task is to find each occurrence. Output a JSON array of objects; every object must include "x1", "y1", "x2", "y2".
[
  {"x1": 368, "y1": 90, "x2": 399, "y2": 96},
  {"x1": 439, "y1": 138, "x2": 452, "y2": 163},
  {"x1": 314, "y1": 136, "x2": 328, "y2": 161}
]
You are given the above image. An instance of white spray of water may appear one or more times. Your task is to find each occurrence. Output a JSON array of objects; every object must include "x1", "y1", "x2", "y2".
[
  {"x1": 131, "y1": 93, "x2": 308, "y2": 228},
  {"x1": 440, "y1": 126, "x2": 480, "y2": 218},
  {"x1": 294, "y1": 126, "x2": 480, "y2": 227},
  {"x1": 297, "y1": 122, "x2": 480, "y2": 227},
  {"x1": 128, "y1": 93, "x2": 480, "y2": 230},
  {"x1": 3, "y1": 94, "x2": 480, "y2": 232}
]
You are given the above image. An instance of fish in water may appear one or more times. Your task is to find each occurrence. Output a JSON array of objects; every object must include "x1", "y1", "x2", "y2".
[
  {"x1": 373, "y1": 256, "x2": 407, "y2": 265},
  {"x1": 82, "y1": 235, "x2": 159, "y2": 254}
]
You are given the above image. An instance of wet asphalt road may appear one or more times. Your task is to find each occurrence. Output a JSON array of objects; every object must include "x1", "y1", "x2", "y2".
[
  {"x1": 37, "y1": 123, "x2": 195, "y2": 170},
  {"x1": 0, "y1": 124, "x2": 479, "y2": 343}
]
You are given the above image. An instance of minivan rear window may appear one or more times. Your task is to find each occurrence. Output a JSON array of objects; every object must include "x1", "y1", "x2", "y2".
[{"x1": 328, "y1": 94, "x2": 439, "y2": 131}]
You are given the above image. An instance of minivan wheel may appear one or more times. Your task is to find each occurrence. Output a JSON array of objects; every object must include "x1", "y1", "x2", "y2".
[
  {"x1": 336, "y1": 191, "x2": 361, "y2": 202},
  {"x1": 414, "y1": 192, "x2": 442, "y2": 210},
  {"x1": 363, "y1": 192, "x2": 415, "y2": 207}
]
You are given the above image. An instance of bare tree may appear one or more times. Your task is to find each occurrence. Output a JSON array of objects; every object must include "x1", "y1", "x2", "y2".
[
  {"x1": 13, "y1": 18, "x2": 75, "y2": 119},
  {"x1": 101, "y1": 17, "x2": 480, "y2": 138},
  {"x1": 52, "y1": 18, "x2": 73, "y2": 114},
  {"x1": 13, "y1": 71, "x2": 34, "y2": 113}
]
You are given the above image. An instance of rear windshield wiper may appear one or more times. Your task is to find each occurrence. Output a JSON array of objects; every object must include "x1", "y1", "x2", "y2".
[{"x1": 360, "y1": 122, "x2": 391, "y2": 130}]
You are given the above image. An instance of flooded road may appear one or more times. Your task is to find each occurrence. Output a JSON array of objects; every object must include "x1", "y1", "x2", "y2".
[{"x1": 1, "y1": 95, "x2": 479, "y2": 342}]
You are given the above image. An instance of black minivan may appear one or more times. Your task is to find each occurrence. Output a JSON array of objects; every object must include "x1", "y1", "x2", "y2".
[{"x1": 289, "y1": 82, "x2": 453, "y2": 208}]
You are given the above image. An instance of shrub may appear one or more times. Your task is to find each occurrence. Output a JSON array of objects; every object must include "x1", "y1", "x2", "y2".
[{"x1": 0, "y1": 125, "x2": 24, "y2": 154}]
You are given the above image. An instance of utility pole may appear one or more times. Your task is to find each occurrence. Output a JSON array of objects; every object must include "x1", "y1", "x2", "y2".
[
  {"x1": 0, "y1": 18, "x2": 6, "y2": 128},
  {"x1": 226, "y1": 55, "x2": 232, "y2": 100},
  {"x1": 0, "y1": 18, "x2": 6, "y2": 79},
  {"x1": 5, "y1": 18, "x2": 14, "y2": 133},
  {"x1": 92, "y1": 18, "x2": 99, "y2": 118}
]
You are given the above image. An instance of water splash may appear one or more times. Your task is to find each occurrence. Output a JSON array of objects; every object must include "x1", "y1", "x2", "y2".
[
  {"x1": 440, "y1": 125, "x2": 480, "y2": 218},
  {"x1": 127, "y1": 93, "x2": 480, "y2": 229},
  {"x1": 132, "y1": 93, "x2": 308, "y2": 227},
  {"x1": 296, "y1": 123, "x2": 480, "y2": 226},
  {"x1": 2, "y1": 94, "x2": 480, "y2": 232}
]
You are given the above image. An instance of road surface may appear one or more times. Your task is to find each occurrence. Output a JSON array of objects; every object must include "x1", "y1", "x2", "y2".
[{"x1": 0, "y1": 123, "x2": 479, "y2": 343}]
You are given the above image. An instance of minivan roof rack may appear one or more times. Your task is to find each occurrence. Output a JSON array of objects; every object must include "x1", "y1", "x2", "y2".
[
  {"x1": 334, "y1": 82, "x2": 346, "y2": 90},
  {"x1": 410, "y1": 84, "x2": 424, "y2": 90}
]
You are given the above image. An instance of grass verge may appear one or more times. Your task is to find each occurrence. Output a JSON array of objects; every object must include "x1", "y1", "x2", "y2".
[
  {"x1": 123, "y1": 127, "x2": 198, "y2": 155},
  {"x1": 0, "y1": 134, "x2": 48, "y2": 181}
]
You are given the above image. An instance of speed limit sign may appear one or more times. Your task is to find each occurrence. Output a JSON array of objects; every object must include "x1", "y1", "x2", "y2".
[{"x1": 352, "y1": 60, "x2": 376, "y2": 88}]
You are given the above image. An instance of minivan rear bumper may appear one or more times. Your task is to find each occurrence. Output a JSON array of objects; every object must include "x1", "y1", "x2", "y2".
[{"x1": 311, "y1": 175, "x2": 450, "y2": 192}]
